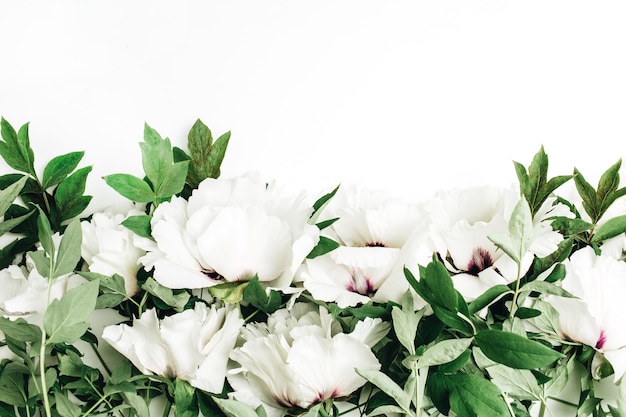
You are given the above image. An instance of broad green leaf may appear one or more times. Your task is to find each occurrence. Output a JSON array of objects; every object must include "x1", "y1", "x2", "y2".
[
  {"x1": 42, "y1": 151, "x2": 84, "y2": 189},
  {"x1": 475, "y1": 330, "x2": 564, "y2": 369},
  {"x1": 489, "y1": 198, "x2": 534, "y2": 265},
  {"x1": 448, "y1": 374, "x2": 510, "y2": 417},
  {"x1": 356, "y1": 368, "x2": 411, "y2": 413},
  {"x1": 173, "y1": 379, "x2": 198, "y2": 417},
  {"x1": 142, "y1": 277, "x2": 190, "y2": 311},
  {"x1": 416, "y1": 256, "x2": 457, "y2": 309},
  {"x1": 468, "y1": 285, "x2": 511, "y2": 314},
  {"x1": 519, "y1": 280, "x2": 574, "y2": 298},
  {"x1": 0, "y1": 362, "x2": 28, "y2": 406},
  {"x1": 528, "y1": 299, "x2": 561, "y2": 336},
  {"x1": 206, "y1": 130, "x2": 230, "y2": 179},
  {"x1": 243, "y1": 275, "x2": 282, "y2": 313},
  {"x1": 307, "y1": 236, "x2": 340, "y2": 259},
  {"x1": 29, "y1": 250, "x2": 51, "y2": 278},
  {"x1": 55, "y1": 166, "x2": 93, "y2": 220},
  {"x1": 543, "y1": 357, "x2": 574, "y2": 396},
  {"x1": 54, "y1": 391, "x2": 82, "y2": 417},
  {"x1": 0, "y1": 175, "x2": 27, "y2": 217},
  {"x1": 121, "y1": 215, "x2": 153, "y2": 238},
  {"x1": 486, "y1": 365, "x2": 542, "y2": 400},
  {"x1": 140, "y1": 123, "x2": 172, "y2": 190},
  {"x1": 0, "y1": 210, "x2": 34, "y2": 237},
  {"x1": 213, "y1": 397, "x2": 261, "y2": 417},
  {"x1": 366, "y1": 405, "x2": 406, "y2": 416},
  {"x1": 58, "y1": 350, "x2": 86, "y2": 377},
  {"x1": 36, "y1": 206, "x2": 54, "y2": 259},
  {"x1": 593, "y1": 214, "x2": 626, "y2": 243},
  {"x1": 0, "y1": 317, "x2": 42, "y2": 343},
  {"x1": 78, "y1": 271, "x2": 128, "y2": 308},
  {"x1": 391, "y1": 292, "x2": 423, "y2": 355},
  {"x1": 418, "y1": 338, "x2": 473, "y2": 369},
  {"x1": 155, "y1": 160, "x2": 189, "y2": 198},
  {"x1": 431, "y1": 304, "x2": 474, "y2": 335},
  {"x1": 0, "y1": 118, "x2": 30, "y2": 173},
  {"x1": 208, "y1": 280, "x2": 248, "y2": 304},
  {"x1": 574, "y1": 168, "x2": 599, "y2": 222},
  {"x1": 16, "y1": 123, "x2": 35, "y2": 176},
  {"x1": 597, "y1": 159, "x2": 621, "y2": 213},
  {"x1": 44, "y1": 280, "x2": 99, "y2": 344},
  {"x1": 103, "y1": 173, "x2": 154, "y2": 203},
  {"x1": 187, "y1": 119, "x2": 214, "y2": 186},
  {"x1": 53, "y1": 218, "x2": 82, "y2": 278},
  {"x1": 122, "y1": 392, "x2": 150, "y2": 417}
]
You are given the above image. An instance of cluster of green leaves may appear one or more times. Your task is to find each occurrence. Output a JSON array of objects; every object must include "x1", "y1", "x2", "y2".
[{"x1": 0, "y1": 118, "x2": 92, "y2": 268}]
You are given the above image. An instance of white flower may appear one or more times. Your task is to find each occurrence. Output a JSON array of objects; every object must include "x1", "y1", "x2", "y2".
[
  {"x1": 81, "y1": 203, "x2": 147, "y2": 296},
  {"x1": 228, "y1": 303, "x2": 390, "y2": 416},
  {"x1": 427, "y1": 186, "x2": 564, "y2": 300},
  {"x1": 298, "y1": 187, "x2": 431, "y2": 307},
  {"x1": 550, "y1": 247, "x2": 626, "y2": 382},
  {"x1": 102, "y1": 302, "x2": 243, "y2": 393},
  {"x1": 138, "y1": 173, "x2": 319, "y2": 291},
  {"x1": 0, "y1": 255, "x2": 86, "y2": 326}
]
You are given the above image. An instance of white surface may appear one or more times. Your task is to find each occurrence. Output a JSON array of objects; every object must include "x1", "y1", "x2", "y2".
[{"x1": 1, "y1": 1, "x2": 625, "y2": 210}]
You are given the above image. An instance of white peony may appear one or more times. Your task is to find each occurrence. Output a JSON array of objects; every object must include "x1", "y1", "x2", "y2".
[
  {"x1": 298, "y1": 186, "x2": 431, "y2": 307},
  {"x1": 138, "y1": 173, "x2": 319, "y2": 291},
  {"x1": 550, "y1": 246, "x2": 626, "y2": 382},
  {"x1": 227, "y1": 302, "x2": 390, "y2": 416},
  {"x1": 81, "y1": 203, "x2": 147, "y2": 296},
  {"x1": 426, "y1": 186, "x2": 564, "y2": 300},
  {"x1": 102, "y1": 302, "x2": 243, "y2": 393}
]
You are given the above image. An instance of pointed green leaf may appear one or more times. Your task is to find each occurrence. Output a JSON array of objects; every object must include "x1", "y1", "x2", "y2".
[
  {"x1": 122, "y1": 392, "x2": 150, "y2": 417},
  {"x1": 593, "y1": 214, "x2": 626, "y2": 243},
  {"x1": 418, "y1": 338, "x2": 473, "y2": 369},
  {"x1": 53, "y1": 218, "x2": 82, "y2": 278},
  {"x1": 0, "y1": 317, "x2": 42, "y2": 343},
  {"x1": 356, "y1": 368, "x2": 411, "y2": 413},
  {"x1": 448, "y1": 374, "x2": 510, "y2": 417},
  {"x1": 16, "y1": 123, "x2": 35, "y2": 176},
  {"x1": 121, "y1": 215, "x2": 153, "y2": 238},
  {"x1": 597, "y1": 159, "x2": 621, "y2": 211},
  {"x1": 42, "y1": 151, "x2": 84, "y2": 189},
  {"x1": 519, "y1": 281, "x2": 575, "y2": 298},
  {"x1": 213, "y1": 397, "x2": 261, "y2": 417},
  {"x1": 155, "y1": 160, "x2": 189, "y2": 198},
  {"x1": 475, "y1": 329, "x2": 564, "y2": 369},
  {"x1": 36, "y1": 206, "x2": 54, "y2": 259},
  {"x1": 103, "y1": 173, "x2": 154, "y2": 203},
  {"x1": 0, "y1": 176, "x2": 27, "y2": 217},
  {"x1": 574, "y1": 168, "x2": 599, "y2": 222},
  {"x1": 486, "y1": 365, "x2": 542, "y2": 400},
  {"x1": 55, "y1": 165, "x2": 93, "y2": 220},
  {"x1": 29, "y1": 250, "x2": 51, "y2": 278},
  {"x1": 391, "y1": 292, "x2": 423, "y2": 355},
  {"x1": 0, "y1": 118, "x2": 29, "y2": 173},
  {"x1": 54, "y1": 392, "x2": 82, "y2": 417},
  {"x1": 0, "y1": 362, "x2": 28, "y2": 406},
  {"x1": 207, "y1": 131, "x2": 231, "y2": 179},
  {"x1": 0, "y1": 210, "x2": 34, "y2": 237},
  {"x1": 307, "y1": 236, "x2": 340, "y2": 259},
  {"x1": 468, "y1": 285, "x2": 511, "y2": 314},
  {"x1": 142, "y1": 277, "x2": 190, "y2": 311},
  {"x1": 44, "y1": 280, "x2": 99, "y2": 344},
  {"x1": 207, "y1": 280, "x2": 248, "y2": 304}
]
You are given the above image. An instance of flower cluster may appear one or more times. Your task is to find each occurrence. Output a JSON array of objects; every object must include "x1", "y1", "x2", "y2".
[{"x1": 0, "y1": 118, "x2": 625, "y2": 417}]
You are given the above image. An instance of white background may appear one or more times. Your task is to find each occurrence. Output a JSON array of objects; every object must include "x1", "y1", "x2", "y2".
[{"x1": 1, "y1": 1, "x2": 625, "y2": 210}]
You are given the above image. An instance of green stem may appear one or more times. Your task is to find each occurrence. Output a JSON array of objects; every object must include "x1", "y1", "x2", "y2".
[
  {"x1": 509, "y1": 261, "x2": 523, "y2": 318},
  {"x1": 89, "y1": 341, "x2": 112, "y2": 376},
  {"x1": 538, "y1": 400, "x2": 546, "y2": 417},
  {"x1": 162, "y1": 400, "x2": 171, "y2": 417},
  {"x1": 413, "y1": 366, "x2": 420, "y2": 417},
  {"x1": 39, "y1": 269, "x2": 54, "y2": 417}
]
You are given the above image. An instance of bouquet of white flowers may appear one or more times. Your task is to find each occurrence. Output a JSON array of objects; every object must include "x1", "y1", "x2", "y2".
[{"x1": 0, "y1": 118, "x2": 624, "y2": 417}]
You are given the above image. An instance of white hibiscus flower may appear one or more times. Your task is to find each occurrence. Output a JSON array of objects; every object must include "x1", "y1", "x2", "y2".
[
  {"x1": 102, "y1": 302, "x2": 243, "y2": 393},
  {"x1": 138, "y1": 173, "x2": 319, "y2": 291},
  {"x1": 227, "y1": 303, "x2": 390, "y2": 416}
]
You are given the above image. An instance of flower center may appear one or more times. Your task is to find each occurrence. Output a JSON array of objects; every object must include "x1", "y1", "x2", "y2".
[
  {"x1": 201, "y1": 269, "x2": 223, "y2": 281},
  {"x1": 596, "y1": 329, "x2": 607, "y2": 350},
  {"x1": 466, "y1": 247, "x2": 494, "y2": 275},
  {"x1": 346, "y1": 268, "x2": 375, "y2": 296},
  {"x1": 365, "y1": 241, "x2": 386, "y2": 247}
]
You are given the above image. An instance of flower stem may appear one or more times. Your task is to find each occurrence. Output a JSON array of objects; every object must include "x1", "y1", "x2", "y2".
[
  {"x1": 89, "y1": 341, "x2": 112, "y2": 376},
  {"x1": 39, "y1": 271, "x2": 54, "y2": 417},
  {"x1": 509, "y1": 262, "x2": 522, "y2": 318}
]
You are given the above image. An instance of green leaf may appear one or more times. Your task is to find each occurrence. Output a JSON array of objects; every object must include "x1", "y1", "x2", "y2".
[
  {"x1": 417, "y1": 256, "x2": 458, "y2": 309},
  {"x1": 213, "y1": 397, "x2": 261, "y2": 417},
  {"x1": 0, "y1": 175, "x2": 27, "y2": 217},
  {"x1": 574, "y1": 168, "x2": 599, "y2": 222},
  {"x1": 0, "y1": 317, "x2": 42, "y2": 343},
  {"x1": 79, "y1": 271, "x2": 128, "y2": 308},
  {"x1": 44, "y1": 280, "x2": 99, "y2": 344},
  {"x1": 447, "y1": 374, "x2": 510, "y2": 417},
  {"x1": 475, "y1": 329, "x2": 564, "y2": 369},
  {"x1": 187, "y1": 119, "x2": 214, "y2": 185},
  {"x1": 16, "y1": 123, "x2": 35, "y2": 176},
  {"x1": 122, "y1": 392, "x2": 150, "y2": 417},
  {"x1": 0, "y1": 210, "x2": 35, "y2": 237},
  {"x1": 53, "y1": 218, "x2": 82, "y2": 278},
  {"x1": 489, "y1": 198, "x2": 534, "y2": 265},
  {"x1": 121, "y1": 215, "x2": 153, "y2": 238},
  {"x1": 0, "y1": 118, "x2": 30, "y2": 173},
  {"x1": 36, "y1": 206, "x2": 55, "y2": 259},
  {"x1": 103, "y1": 173, "x2": 154, "y2": 203},
  {"x1": 140, "y1": 123, "x2": 171, "y2": 188},
  {"x1": 29, "y1": 250, "x2": 51, "y2": 278},
  {"x1": 173, "y1": 379, "x2": 198, "y2": 417},
  {"x1": 468, "y1": 285, "x2": 512, "y2": 314},
  {"x1": 54, "y1": 391, "x2": 82, "y2": 417},
  {"x1": 519, "y1": 281, "x2": 575, "y2": 298},
  {"x1": 418, "y1": 338, "x2": 473, "y2": 369},
  {"x1": 391, "y1": 291, "x2": 423, "y2": 355},
  {"x1": 486, "y1": 365, "x2": 542, "y2": 400},
  {"x1": 142, "y1": 277, "x2": 190, "y2": 312},
  {"x1": 55, "y1": 165, "x2": 93, "y2": 220},
  {"x1": 355, "y1": 368, "x2": 411, "y2": 413},
  {"x1": 310, "y1": 184, "x2": 340, "y2": 224},
  {"x1": 593, "y1": 214, "x2": 626, "y2": 243},
  {"x1": 206, "y1": 130, "x2": 230, "y2": 180},
  {"x1": 208, "y1": 280, "x2": 248, "y2": 304},
  {"x1": 307, "y1": 236, "x2": 340, "y2": 259},
  {"x1": 42, "y1": 151, "x2": 84, "y2": 189},
  {"x1": 597, "y1": 159, "x2": 621, "y2": 213},
  {"x1": 243, "y1": 275, "x2": 282, "y2": 313},
  {"x1": 155, "y1": 160, "x2": 189, "y2": 198},
  {"x1": 0, "y1": 362, "x2": 28, "y2": 406}
]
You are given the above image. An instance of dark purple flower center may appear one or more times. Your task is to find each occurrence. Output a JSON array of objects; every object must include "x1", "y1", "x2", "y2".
[
  {"x1": 466, "y1": 247, "x2": 494, "y2": 276},
  {"x1": 346, "y1": 269, "x2": 376, "y2": 296},
  {"x1": 201, "y1": 269, "x2": 223, "y2": 281},
  {"x1": 596, "y1": 330, "x2": 607, "y2": 350},
  {"x1": 365, "y1": 241, "x2": 386, "y2": 247}
]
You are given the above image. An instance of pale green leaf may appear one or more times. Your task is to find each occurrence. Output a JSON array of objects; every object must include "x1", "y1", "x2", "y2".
[
  {"x1": 44, "y1": 280, "x2": 99, "y2": 344},
  {"x1": 213, "y1": 397, "x2": 260, "y2": 417},
  {"x1": 0, "y1": 175, "x2": 27, "y2": 217},
  {"x1": 487, "y1": 365, "x2": 542, "y2": 400},
  {"x1": 418, "y1": 338, "x2": 473, "y2": 369},
  {"x1": 53, "y1": 218, "x2": 82, "y2": 278}
]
